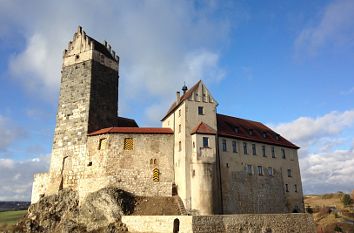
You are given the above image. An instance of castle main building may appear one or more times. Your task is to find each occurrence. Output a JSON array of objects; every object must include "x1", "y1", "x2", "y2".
[{"x1": 32, "y1": 27, "x2": 304, "y2": 215}]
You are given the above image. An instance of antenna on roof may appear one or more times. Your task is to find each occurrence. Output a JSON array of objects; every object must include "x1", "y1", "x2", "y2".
[{"x1": 182, "y1": 82, "x2": 188, "y2": 94}]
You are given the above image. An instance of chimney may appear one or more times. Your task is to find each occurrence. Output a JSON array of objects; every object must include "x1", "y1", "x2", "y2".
[{"x1": 176, "y1": 91, "x2": 181, "y2": 102}]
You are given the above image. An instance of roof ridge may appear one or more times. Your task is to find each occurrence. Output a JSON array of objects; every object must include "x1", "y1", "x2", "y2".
[
  {"x1": 217, "y1": 113, "x2": 264, "y2": 125},
  {"x1": 161, "y1": 80, "x2": 202, "y2": 121}
]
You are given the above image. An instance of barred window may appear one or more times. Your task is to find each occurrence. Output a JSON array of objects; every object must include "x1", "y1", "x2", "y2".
[{"x1": 124, "y1": 138, "x2": 133, "y2": 150}]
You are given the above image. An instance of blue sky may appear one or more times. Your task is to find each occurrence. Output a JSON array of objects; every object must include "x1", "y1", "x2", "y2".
[{"x1": 0, "y1": 0, "x2": 353, "y2": 201}]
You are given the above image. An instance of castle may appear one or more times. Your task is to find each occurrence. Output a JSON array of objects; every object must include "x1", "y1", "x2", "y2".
[{"x1": 32, "y1": 26, "x2": 305, "y2": 215}]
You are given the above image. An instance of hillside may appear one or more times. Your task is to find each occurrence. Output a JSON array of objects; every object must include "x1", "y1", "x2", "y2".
[{"x1": 304, "y1": 193, "x2": 354, "y2": 233}]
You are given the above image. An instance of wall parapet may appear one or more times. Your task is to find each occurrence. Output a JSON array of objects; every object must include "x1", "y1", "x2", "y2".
[{"x1": 122, "y1": 213, "x2": 315, "y2": 233}]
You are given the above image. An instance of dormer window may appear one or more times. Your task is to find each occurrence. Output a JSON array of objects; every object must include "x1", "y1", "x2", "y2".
[
  {"x1": 248, "y1": 129, "x2": 253, "y2": 136},
  {"x1": 275, "y1": 134, "x2": 280, "y2": 140},
  {"x1": 262, "y1": 132, "x2": 267, "y2": 138},
  {"x1": 234, "y1": 127, "x2": 239, "y2": 133}
]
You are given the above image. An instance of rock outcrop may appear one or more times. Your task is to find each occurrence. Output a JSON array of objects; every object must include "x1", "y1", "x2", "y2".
[{"x1": 12, "y1": 188, "x2": 134, "y2": 233}]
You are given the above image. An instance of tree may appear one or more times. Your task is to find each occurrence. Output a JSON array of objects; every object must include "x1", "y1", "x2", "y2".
[
  {"x1": 341, "y1": 194, "x2": 352, "y2": 206},
  {"x1": 351, "y1": 189, "x2": 354, "y2": 200}
]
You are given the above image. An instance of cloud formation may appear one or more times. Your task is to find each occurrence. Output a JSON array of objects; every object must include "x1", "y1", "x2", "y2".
[
  {"x1": 273, "y1": 110, "x2": 354, "y2": 194},
  {"x1": 295, "y1": 0, "x2": 354, "y2": 56},
  {"x1": 0, "y1": 156, "x2": 49, "y2": 201},
  {"x1": 1, "y1": 0, "x2": 239, "y2": 122},
  {"x1": 0, "y1": 115, "x2": 26, "y2": 151}
]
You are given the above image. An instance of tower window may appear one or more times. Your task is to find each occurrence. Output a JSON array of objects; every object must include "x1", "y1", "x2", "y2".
[
  {"x1": 232, "y1": 141, "x2": 237, "y2": 153},
  {"x1": 294, "y1": 184, "x2": 298, "y2": 192},
  {"x1": 243, "y1": 142, "x2": 248, "y2": 154},
  {"x1": 198, "y1": 106, "x2": 204, "y2": 115},
  {"x1": 285, "y1": 184, "x2": 289, "y2": 192},
  {"x1": 178, "y1": 124, "x2": 181, "y2": 133},
  {"x1": 222, "y1": 139, "x2": 227, "y2": 151},
  {"x1": 252, "y1": 144, "x2": 256, "y2": 155},
  {"x1": 178, "y1": 109, "x2": 181, "y2": 117},
  {"x1": 123, "y1": 138, "x2": 133, "y2": 150},
  {"x1": 203, "y1": 137, "x2": 209, "y2": 148},
  {"x1": 178, "y1": 141, "x2": 182, "y2": 151}
]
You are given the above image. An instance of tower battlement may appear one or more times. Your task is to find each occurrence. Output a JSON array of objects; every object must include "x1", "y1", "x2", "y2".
[{"x1": 63, "y1": 26, "x2": 119, "y2": 70}]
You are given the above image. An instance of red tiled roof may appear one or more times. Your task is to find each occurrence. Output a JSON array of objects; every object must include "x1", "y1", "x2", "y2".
[
  {"x1": 161, "y1": 80, "x2": 201, "y2": 121},
  {"x1": 88, "y1": 127, "x2": 174, "y2": 136},
  {"x1": 217, "y1": 114, "x2": 299, "y2": 149},
  {"x1": 191, "y1": 122, "x2": 217, "y2": 135}
]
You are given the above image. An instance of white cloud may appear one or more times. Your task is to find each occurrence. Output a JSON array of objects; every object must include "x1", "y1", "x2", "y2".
[
  {"x1": 0, "y1": 155, "x2": 50, "y2": 201},
  {"x1": 1, "y1": 0, "x2": 241, "y2": 121},
  {"x1": 0, "y1": 115, "x2": 26, "y2": 151},
  {"x1": 295, "y1": 0, "x2": 354, "y2": 56},
  {"x1": 300, "y1": 146, "x2": 354, "y2": 194},
  {"x1": 272, "y1": 110, "x2": 354, "y2": 194},
  {"x1": 273, "y1": 110, "x2": 354, "y2": 148}
]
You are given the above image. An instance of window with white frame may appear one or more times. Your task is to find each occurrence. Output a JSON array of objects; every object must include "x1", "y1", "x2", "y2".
[
  {"x1": 222, "y1": 139, "x2": 227, "y2": 151},
  {"x1": 268, "y1": 167, "x2": 273, "y2": 176},
  {"x1": 203, "y1": 137, "x2": 209, "y2": 148},
  {"x1": 252, "y1": 144, "x2": 256, "y2": 155},
  {"x1": 232, "y1": 141, "x2": 237, "y2": 153},
  {"x1": 262, "y1": 145, "x2": 266, "y2": 157},
  {"x1": 287, "y1": 169, "x2": 292, "y2": 177},
  {"x1": 281, "y1": 148, "x2": 286, "y2": 159},
  {"x1": 272, "y1": 146, "x2": 276, "y2": 158},
  {"x1": 243, "y1": 142, "x2": 248, "y2": 154},
  {"x1": 247, "y1": 164, "x2": 253, "y2": 175}
]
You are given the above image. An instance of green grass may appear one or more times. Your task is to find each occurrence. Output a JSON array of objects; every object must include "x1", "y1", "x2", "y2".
[{"x1": 0, "y1": 210, "x2": 27, "y2": 225}]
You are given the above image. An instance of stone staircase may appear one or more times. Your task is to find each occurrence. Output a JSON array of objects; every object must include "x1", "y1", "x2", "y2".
[{"x1": 174, "y1": 196, "x2": 187, "y2": 215}]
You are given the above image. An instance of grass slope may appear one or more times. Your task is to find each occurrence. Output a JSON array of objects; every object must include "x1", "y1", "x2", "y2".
[{"x1": 0, "y1": 210, "x2": 27, "y2": 225}]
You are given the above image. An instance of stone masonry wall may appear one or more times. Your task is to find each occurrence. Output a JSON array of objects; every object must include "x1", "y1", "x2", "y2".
[
  {"x1": 122, "y1": 214, "x2": 315, "y2": 233},
  {"x1": 222, "y1": 169, "x2": 287, "y2": 214},
  {"x1": 31, "y1": 173, "x2": 49, "y2": 203},
  {"x1": 78, "y1": 133, "x2": 174, "y2": 201},
  {"x1": 88, "y1": 61, "x2": 118, "y2": 133}
]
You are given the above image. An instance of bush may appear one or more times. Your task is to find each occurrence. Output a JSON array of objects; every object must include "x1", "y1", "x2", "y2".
[
  {"x1": 334, "y1": 225, "x2": 343, "y2": 232},
  {"x1": 341, "y1": 194, "x2": 352, "y2": 206},
  {"x1": 305, "y1": 206, "x2": 313, "y2": 214}
]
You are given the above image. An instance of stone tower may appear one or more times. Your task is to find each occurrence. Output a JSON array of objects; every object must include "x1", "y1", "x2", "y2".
[{"x1": 46, "y1": 26, "x2": 119, "y2": 194}]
